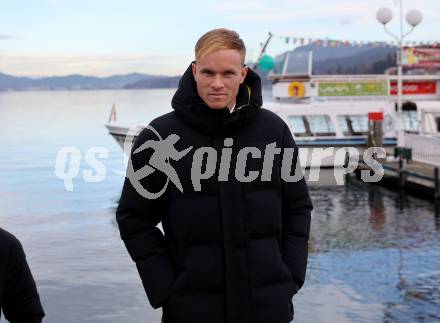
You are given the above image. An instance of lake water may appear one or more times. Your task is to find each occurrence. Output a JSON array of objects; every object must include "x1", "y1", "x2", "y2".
[{"x1": 0, "y1": 89, "x2": 439, "y2": 322}]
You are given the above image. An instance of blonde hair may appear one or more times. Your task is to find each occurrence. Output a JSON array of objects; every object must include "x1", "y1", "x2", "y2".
[{"x1": 195, "y1": 28, "x2": 246, "y2": 65}]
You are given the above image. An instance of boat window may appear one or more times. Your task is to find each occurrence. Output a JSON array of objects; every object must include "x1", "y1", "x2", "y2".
[
  {"x1": 287, "y1": 116, "x2": 309, "y2": 136},
  {"x1": 402, "y1": 111, "x2": 417, "y2": 131},
  {"x1": 285, "y1": 52, "x2": 310, "y2": 75},
  {"x1": 337, "y1": 115, "x2": 368, "y2": 136},
  {"x1": 307, "y1": 115, "x2": 336, "y2": 136},
  {"x1": 288, "y1": 115, "x2": 337, "y2": 136},
  {"x1": 273, "y1": 52, "x2": 288, "y2": 75}
]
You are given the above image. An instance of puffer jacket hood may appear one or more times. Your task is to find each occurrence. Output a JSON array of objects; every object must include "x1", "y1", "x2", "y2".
[{"x1": 171, "y1": 62, "x2": 263, "y2": 135}]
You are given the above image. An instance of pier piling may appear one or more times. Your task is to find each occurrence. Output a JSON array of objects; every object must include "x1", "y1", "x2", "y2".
[{"x1": 435, "y1": 167, "x2": 440, "y2": 200}]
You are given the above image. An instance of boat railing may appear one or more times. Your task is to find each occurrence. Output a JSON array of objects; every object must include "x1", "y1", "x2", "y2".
[{"x1": 404, "y1": 132, "x2": 440, "y2": 166}]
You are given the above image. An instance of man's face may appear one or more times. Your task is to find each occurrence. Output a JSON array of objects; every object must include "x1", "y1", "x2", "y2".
[{"x1": 192, "y1": 49, "x2": 248, "y2": 110}]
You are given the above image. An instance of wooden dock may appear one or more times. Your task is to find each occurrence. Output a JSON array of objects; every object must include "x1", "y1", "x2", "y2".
[{"x1": 356, "y1": 158, "x2": 440, "y2": 201}]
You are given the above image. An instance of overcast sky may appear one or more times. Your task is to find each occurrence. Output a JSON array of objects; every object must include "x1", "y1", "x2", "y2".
[{"x1": 1, "y1": 0, "x2": 439, "y2": 77}]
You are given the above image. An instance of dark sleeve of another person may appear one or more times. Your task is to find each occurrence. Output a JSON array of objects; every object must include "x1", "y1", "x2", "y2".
[{"x1": 2, "y1": 237, "x2": 45, "y2": 323}]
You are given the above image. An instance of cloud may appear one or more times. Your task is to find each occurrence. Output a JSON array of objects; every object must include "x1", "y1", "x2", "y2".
[
  {"x1": 214, "y1": 0, "x2": 376, "y2": 22},
  {"x1": 214, "y1": 0, "x2": 440, "y2": 25},
  {"x1": 0, "y1": 34, "x2": 13, "y2": 39},
  {"x1": 338, "y1": 16, "x2": 357, "y2": 26}
]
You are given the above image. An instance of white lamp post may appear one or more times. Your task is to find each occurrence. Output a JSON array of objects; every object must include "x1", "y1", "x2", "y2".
[{"x1": 376, "y1": 2, "x2": 423, "y2": 148}]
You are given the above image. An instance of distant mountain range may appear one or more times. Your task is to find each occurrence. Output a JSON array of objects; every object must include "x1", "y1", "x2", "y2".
[
  {"x1": 0, "y1": 73, "x2": 170, "y2": 91},
  {"x1": 124, "y1": 76, "x2": 181, "y2": 89},
  {"x1": 303, "y1": 44, "x2": 396, "y2": 74},
  {"x1": 0, "y1": 45, "x2": 397, "y2": 91}
]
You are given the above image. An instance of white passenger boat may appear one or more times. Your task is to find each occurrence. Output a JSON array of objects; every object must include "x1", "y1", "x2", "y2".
[{"x1": 261, "y1": 51, "x2": 440, "y2": 167}]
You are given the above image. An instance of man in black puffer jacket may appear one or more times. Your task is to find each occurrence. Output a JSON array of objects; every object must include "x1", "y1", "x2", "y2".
[
  {"x1": 0, "y1": 228, "x2": 45, "y2": 322},
  {"x1": 116, "y1": 28, "x2": 313, "y2": 323}
]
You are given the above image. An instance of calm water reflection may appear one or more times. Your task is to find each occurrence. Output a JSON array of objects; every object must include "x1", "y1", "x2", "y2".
[
  {"x1": 299, "y1": 182, "x2": 440, "y2": 323},
  {"x1": 1, "y1": 90, "x2": 439, "y2": 322}
]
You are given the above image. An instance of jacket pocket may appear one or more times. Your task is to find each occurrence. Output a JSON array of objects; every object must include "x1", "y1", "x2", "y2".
[
  {"x1": 280, "y1": 259, "x2": 299, "y2": 298},
  {"x1": 288, "y1": 302, "x2": 294, "y2": 321},
  {"x1": 162, "y1": 269, "x2": 183, "y2": 307}
]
